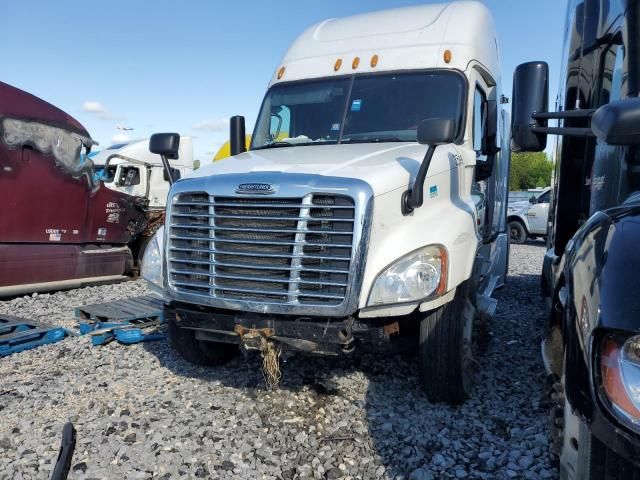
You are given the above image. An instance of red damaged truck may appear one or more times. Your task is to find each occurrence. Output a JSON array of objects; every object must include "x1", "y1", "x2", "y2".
[{"x1": 0, "y1": 81, "x2": 149, "y2": 296}]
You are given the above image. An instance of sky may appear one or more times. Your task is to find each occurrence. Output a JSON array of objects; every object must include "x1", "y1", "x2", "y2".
[{"x1": 1, "y1": 0, "x2": 567, "y2": 163}]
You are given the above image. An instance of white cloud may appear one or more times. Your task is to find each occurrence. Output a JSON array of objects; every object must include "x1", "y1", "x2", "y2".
[
  {"x1": 82, "y1": 100, "x2": 126, "y2": 121},
  {"x1": 193, "y1": 119, "x2": 229, "y2": 131},
  {"x1": 82, "y1": 101, "x2": 106, "y2": 114},
  {"x1": 112, "y1": 133, "x2": 131, "y2": 143}
]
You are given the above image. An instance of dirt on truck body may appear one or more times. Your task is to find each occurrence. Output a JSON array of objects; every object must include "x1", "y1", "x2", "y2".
[{"x1": 0, "y1": 81, "x2": 148, "y2": 296}]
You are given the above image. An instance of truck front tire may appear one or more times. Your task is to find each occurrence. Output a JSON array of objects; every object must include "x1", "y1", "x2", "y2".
[
  {"x1": 417, "y1": 283, "x2": 474, "y2": 405},
  {"x1": 509, "y1": 220, "x2": 528, "y2": 244},
  {"x1": 168, "y1": 318, "x2": 238, "y2": 366}
]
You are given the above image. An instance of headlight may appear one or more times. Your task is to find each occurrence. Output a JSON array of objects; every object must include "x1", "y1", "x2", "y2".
[
  {"x1": 141, "y1": 226, "x2": 164, "y2": 289},
  {"x1": 367, "y1": 245, "x2": 447, "y2": 306},
  {"x1": 599, "y1": 334, "x2": 640, "y2": 432}
]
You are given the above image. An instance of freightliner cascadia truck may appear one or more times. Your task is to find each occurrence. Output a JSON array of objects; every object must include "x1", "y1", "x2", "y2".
[{"x1": 142, "y1": 1, "x2": 510, "y2": 404}]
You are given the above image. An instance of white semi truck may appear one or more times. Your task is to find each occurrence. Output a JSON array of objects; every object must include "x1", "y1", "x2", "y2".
[
  {"x1": 91, "y1": 137, "x2": 194, "y2": 209},
  {"x1": 143, "y1": 1, "x2": 510, "y2": 404}
]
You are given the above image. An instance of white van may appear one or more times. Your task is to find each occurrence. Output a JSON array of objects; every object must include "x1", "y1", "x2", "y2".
[{"x1": 144, "y1": 1, "x2": 510, "y2": 404}]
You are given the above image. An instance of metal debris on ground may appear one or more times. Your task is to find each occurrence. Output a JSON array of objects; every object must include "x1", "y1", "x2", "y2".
[
  {"x1": 75, "y1": 295, "x2": 165, "y2": 346},
  {"x1": 261, "y1": 337, "x2": 282, "y2": 389},
  {"x1": 0, "y1": 314, "x2": 67, "y2": 357}
]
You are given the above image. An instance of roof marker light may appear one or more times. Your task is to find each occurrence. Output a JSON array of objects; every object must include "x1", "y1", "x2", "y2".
[
  {"x1": 334, "y1": 59, "x2": 342, "y2": 71},
  {"x1": 352, "y1": 57, "x2": 360, "y2": 70},
  {"x1": 444, "y1": 50, "x2": 452, "y2": 64},
  {"x1": 277, "y1": 66, "x2": 286, "y2": 79},
  {"x1": 371, "y1": 55, "x2": 379, "y2": 68}
]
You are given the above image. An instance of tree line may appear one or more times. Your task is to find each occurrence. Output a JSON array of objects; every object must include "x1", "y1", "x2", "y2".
[{"x1": 509, "y1": 152, "x2": 553, "y2": 191}]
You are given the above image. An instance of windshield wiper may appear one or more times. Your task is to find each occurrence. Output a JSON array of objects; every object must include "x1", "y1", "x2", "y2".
[
  {"x1": 254, "y1": 140, "x2": 337, "y2": 150},
  {"x1": 341, "y1": 137, "x2": 408, "y2": 144},
  {"x1": 253, "y1": 141, "x2": 298, "y2": 150}
]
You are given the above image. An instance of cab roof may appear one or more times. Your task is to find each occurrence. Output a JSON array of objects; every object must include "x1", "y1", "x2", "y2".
[{"x1": 271, "y1": 1, "x2": 499, "y2": 85}]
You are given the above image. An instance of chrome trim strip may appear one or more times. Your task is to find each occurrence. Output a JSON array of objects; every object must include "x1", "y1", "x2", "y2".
[
  {"x1": 169, "y1": 235, "x2": 350, "y2": 249},
  {"x1": 170, "y1": 224, "x2": 354, "y2": 235},
  {"x1": 171, "y1": 269, "x2": 348, "y2": 287},
  {"x1": 163, "y1": 172, "x2": 373, "y2": 317},
  {"x1": 174, "y1": 201, "x2": 355, "y2": 209},
  {"x1": 169, "y1": 246, "x2": 350, "y2": 261},
  {"x1": 171, "y1": 213, "x2": 355, "y2": 222},
  {"x1": 169, "y1": 258, "x2": 349, "y2": 274},
  {"x1": 173, "y1": 282, "x2": 344, "y2": 300}
]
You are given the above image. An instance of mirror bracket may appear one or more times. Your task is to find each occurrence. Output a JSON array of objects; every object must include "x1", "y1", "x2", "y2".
[
  {"x1": 402, "y1": 118, "x2": 456, "y2": 215},
  {"x1": 402, "y1": 146, "x2": 437, "y2": 215}
]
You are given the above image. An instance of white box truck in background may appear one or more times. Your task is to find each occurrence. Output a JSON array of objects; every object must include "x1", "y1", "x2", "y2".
[{"x1": 143, "y1": 1, "x2": 510, "y2": 404}]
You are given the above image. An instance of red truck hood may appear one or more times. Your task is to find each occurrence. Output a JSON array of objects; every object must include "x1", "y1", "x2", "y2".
[{"x1": 0, "y1": 81, "x2": 90, "y2": 138}]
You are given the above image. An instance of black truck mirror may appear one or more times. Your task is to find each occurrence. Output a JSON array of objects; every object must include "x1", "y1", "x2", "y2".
[
  {"x1": 230, "y1": 115, "x2": 247, "y2": 156},
  {"x1": 592, "y1": 97, "x2": 640, "y2": 146},
  {"x1": 417, "y1": 118, "x2": 456, "y2": 145},
  {"x1": 149, "y1": 133, "x2": 180, "y2": 185},
  {"x1": 403, "y1": 118, "x2": 456, "y2": 214},
  {"x1": 483, "y1": 100, "x2": 497, "y2": 154},
  {"x1": 511, "y1": 62, "x2": 549, "y2": 152},
  {"x1": 476, "y1": 100, "x2": 500, "y2": 181},
  {"x1": 149, "y1": 133, "x2": 180, "y2": 159}
]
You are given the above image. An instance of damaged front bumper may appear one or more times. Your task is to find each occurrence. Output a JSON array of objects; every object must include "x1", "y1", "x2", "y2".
[{"x1": 170, "y1": 302, "x2": 412, "y2": 356}]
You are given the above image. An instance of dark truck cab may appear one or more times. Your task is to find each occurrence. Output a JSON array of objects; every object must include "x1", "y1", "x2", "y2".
[
  {"x1": 511, "y1": 0, "x2": 640, "y2": 477},
  {"x1": 0, "y1": 82, "x2": 148, "y2": 296}
]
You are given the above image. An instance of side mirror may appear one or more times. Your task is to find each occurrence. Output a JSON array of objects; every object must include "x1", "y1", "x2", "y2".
[
  {"x1": 592, "y1": 98, "x2": 640, "y2": 146},
  {"x1": 149, "y1": 133, "x2": 180, "y2": 185},
  {"x1": 476, "y1": 100, "x2": 500, "y2": 181},
  {"x1": 483, "y1": 100, "x2": 499, "y2": 155},
  {"x1": 511, "y1": 62, "x2": 549, "y2": 152},
  {"x1": 149, "y1": 133, "x2": 180, "y2": 159},
  {"x1": 417, "y1": 118, "x2": 456, "y2": 145},
  {"x1": 529, "y1": 197, "x2": 537, "y2": 205},
  {"x1": 403, "y1": 118, "x2": 456, "y2": 214},
  {"x1": 230, "y1": 116, "x2": 247, "y2": 156}
]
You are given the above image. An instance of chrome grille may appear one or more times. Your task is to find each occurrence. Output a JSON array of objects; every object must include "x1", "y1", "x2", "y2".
[{"x1": 168, "y1": 192, "x2": 356, "y2": 306}]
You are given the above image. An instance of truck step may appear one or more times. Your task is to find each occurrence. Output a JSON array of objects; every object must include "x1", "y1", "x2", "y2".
[
  {"x1": 0, "y1": 314, "x2": 67, "y2": 357},
  {"x1": 75, "y1": 295, "x2": 165, "y2": 346}
]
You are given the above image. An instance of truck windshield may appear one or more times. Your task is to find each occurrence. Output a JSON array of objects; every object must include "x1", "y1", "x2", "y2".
[{"x1": 251, "y1": 71, "x2": 466, "y2": 150}]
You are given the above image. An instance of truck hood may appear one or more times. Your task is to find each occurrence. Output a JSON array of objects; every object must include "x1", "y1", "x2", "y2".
[
  {"x1": 187, "y1": 143, "x2": 459, "y2": 196},
  {"x1": 508, "y1": 201, "x2": 530, "y2": 211}
]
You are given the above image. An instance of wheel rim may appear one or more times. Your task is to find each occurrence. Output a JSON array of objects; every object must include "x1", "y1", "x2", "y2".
[{"x1": 510, "y1": 226, "x2": 520, "y2": 241}]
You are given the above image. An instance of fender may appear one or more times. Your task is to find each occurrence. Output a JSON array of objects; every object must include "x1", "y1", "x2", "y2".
[{"x1": 563, "y1": 203, "x2": 640, "y2": 456}]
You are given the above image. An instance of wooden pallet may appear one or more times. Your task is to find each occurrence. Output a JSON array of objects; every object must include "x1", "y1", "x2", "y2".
[{"x1": 75, "y1": 295, "x2": 164, "y2": 324}]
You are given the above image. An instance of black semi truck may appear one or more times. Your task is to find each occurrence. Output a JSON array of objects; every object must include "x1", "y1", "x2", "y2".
[{"x1": 511, "y1": 0, "x2": 640, "y2": 478}]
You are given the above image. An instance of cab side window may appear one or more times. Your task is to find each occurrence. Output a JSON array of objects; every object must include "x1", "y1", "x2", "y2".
[
  {"x1": 538, "y1": 191, "x2": 550, "y2": 203},
  {"x1": 473, "y1": 88, "x2": 487, "y2": 154},
  {"x1": 117, "y1": 167, "x2": 140, "y2": 187}
]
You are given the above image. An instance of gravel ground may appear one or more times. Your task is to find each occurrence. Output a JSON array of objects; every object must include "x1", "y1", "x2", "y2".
[{"x1": 0, "y1": 242, "x2": 556, "y2": 480}]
